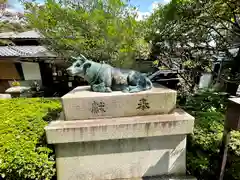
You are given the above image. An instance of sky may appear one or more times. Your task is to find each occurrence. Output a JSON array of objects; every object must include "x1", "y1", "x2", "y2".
[
  {"x1": 5, "y1": 0, "x2": 170, "y2": 19},
  {"x1": 130, "y1": 0, "x2": 170, "y2": 20},
  {"x1": 129, "y1": 0, "x2": 169, "y2": 12}
]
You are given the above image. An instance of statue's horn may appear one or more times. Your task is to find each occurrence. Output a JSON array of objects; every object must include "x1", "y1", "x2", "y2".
[{"x1": 80, "y1": 54, "x2": 88, "y2": 61}]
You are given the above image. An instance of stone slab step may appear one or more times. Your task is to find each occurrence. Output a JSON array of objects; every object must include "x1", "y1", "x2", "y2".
[
  {"x1": 115, "y1": 176, "x2": 197, "y2": 180},
  {"x1": 61, "y1": 85, "x2": 177, "y2": 121},
  {"x1": 45, "y1": 109, "x2": 194, "y2": 144}
]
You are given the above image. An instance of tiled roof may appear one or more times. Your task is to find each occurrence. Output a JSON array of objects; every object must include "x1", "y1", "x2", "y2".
[
  {"x1": 0, "y1": 46, "x2": 56, "y2": 57},
  {"x1": 0, "y1": 30, "x2": 42, "y2": 39}
]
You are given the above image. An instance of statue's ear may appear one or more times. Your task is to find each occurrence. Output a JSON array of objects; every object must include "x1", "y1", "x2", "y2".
[
  {"x1": 83, "y1": 63, "x2": 91, "y2": 75},
  {"x1": 71, "y1": 56, "x2": 78, "y2": 62}
]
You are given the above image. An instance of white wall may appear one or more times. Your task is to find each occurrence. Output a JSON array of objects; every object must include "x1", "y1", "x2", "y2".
[
  {"x1": 199, "y1": 73, "x2": 212, "y2": 89},
  {"x1": 21, "y1": 62, "x2": 42, "y2": 80}
]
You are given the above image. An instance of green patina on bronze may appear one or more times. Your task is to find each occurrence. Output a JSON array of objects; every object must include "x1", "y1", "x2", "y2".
[{"x1": 66, "y1": 54, "x2": 153, "y2": 93}]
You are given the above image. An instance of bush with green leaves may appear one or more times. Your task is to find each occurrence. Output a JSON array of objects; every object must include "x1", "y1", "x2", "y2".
[
  {"x1": 179, "y1": 89, "x2": 228, "y2": 113},
  {"x1": 181, "y1": 90, "x2": 240, "y2": 180},
  {"x1": 0, "y1": 98, "x2": 61, "y2": 180}
]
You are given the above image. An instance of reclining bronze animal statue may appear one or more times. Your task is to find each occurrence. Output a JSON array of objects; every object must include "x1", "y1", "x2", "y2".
[{"x1": 66, "y1": 55, "x2": 153, "y2": 93}]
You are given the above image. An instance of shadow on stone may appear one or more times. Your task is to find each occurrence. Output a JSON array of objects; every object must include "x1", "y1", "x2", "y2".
[
  {"x1": 143, "y1": 152, "x2": 170, "y2": 177},
  {"x1": 56, "y1": 135, "x2": 186, "y2": 157}
]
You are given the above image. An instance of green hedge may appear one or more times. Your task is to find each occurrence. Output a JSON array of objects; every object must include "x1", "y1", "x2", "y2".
[
  {"x1": 2, "y1": 91, "x2": 240, "y2": 180},
  {"x1": 180, "y1": 90, "x2": 240, "y2": 180},
  {"x1": 0, "y1": 98, "x2": 61, "y2": 180}
]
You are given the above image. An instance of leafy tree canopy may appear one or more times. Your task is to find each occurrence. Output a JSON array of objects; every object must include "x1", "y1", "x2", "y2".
[
  {"x1": 145, "y1": 0, "x2": 240, "y2": 93},
  {"x1": 24, "y1": 0, "x2": 150, "y2": 68}
]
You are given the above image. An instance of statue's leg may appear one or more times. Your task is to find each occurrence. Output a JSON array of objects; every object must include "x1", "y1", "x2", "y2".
[
  {"x1": 91, "y1": 82, "x2": 106, "y2": 92},
  {"x1": 128, "y1": 74, "x2": 148, "y2": 93},
  {"x1": 123, "y1": 72, "x2": 141, "y2": 93},
  {"x1": 102, "y1": 68, "x2": 113, "y2": 92},
  {"x1": 128, "y1": 86, "x2": 142, "y2": 93},
  {"x1": 122, "y1": 86, "x2": 130, "y2": 93},
  {"x1": 105, "y1": 87, "x2": 112, "y2": 92},
  {"x1": 91, "y1": 82, "x2": 112, "y2": 93}
]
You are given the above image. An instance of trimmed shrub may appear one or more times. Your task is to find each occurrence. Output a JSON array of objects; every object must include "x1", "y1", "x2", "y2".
[
  {"x1": 181, "y1": 90, "x2": 240, "y2": 180},
  {"x1": 178, "y1": 89, "x2": 228, "y2": 113},
  {"x1": 0, "y1": 98, "x2": 61, "y2": 180},
  {"x1": 187, "y1": 111, "x2": 225, "y2": 179}
]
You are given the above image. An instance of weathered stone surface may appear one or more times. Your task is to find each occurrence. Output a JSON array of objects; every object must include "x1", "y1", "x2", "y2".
[
  {"x1": 45, "y1": 109, "x2": 194, "y2": 180},
  {"x1": 55, "y1": 135, "x2": 187, "y2": 180},
  {"x1": 45, "y1": 84, "x2": 195, "y2": 180},
  {"x1": 45, "y1": 109, "x2": 194, "y2": 144},
  {"x1": 61, "y1": 85, "x2": 176, "y2": 121},
  {"x1": 117, "y1": 176, "x2": 197, "y2": 180},
  {"x1": 127, "y1": 176, "x2": 197, "y2": 180}
]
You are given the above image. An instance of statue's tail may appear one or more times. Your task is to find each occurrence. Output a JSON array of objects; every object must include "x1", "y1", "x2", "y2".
[
  {"x1": 140, "y1": 73, "x2": 153, "y2": 90},
  {"x1": 128, "y1": 77, "x2": 153, "y2": 93},
  {"x1": 145, "y1": 78, "x2": 153, "y2": 90}
]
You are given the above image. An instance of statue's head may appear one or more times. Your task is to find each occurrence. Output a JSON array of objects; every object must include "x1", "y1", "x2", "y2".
[{"x1": 66, "y1": 54, "x2": 91, "y2": 78}]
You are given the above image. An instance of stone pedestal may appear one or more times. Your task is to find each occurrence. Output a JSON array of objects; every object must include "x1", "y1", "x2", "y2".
[
  {"x1": 61, "y1": 85, "x2": 176, "y2": 120},
  {"x1": 45, "y1": 85, "x2": 195, "y2": 180}
]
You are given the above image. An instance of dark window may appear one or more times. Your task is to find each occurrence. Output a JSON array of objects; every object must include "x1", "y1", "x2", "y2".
[{"x1": 15, "y1": 62, "x2": 24, "y2": 80}]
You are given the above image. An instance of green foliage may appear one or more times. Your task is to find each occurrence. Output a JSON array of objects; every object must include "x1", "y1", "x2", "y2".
[
  {"x1": 187, "y1": 111, "x2": 224, "y2": 179},
  {"x1": 0, "y1": 98, "x2": 61, "y2": 180},
  {"x1": 181, "y1": 90, "x2": 240, "y2": 180},
  {"x1": 0, "y1": 21, "x2": 32, "y2": 45},
  {"x1": 146, "y1": 0, "x2": 240, "y2": 92},
  {"x1": 0, "y1": 21, "x2": 31, "y2": 33},
  {"x1": 180, "y1": 89, "x2": 228, "y2": 113},
  {"x1": 23, "y1": 0, "x2": 150, "y2": 68}
]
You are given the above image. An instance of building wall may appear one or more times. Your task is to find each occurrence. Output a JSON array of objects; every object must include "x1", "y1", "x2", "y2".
[
  {"x1": 199, "y1": 73, "x2": 213, "y2": 89},
  {"x1": 0, "y1": 61, "x2": 20, "y2": 80},
  {"x1": 21, "y1": 62, "x2": 42, "y2": 80},
  {"x1": 0, "y1": 60, "x2": 43, "y2": 93},
  {"x1": 0, "y1": 61, "x2": 21, "y2": 93},
  {"x1": 0, "y1": 80, "x2": 11, "y2": 93}
]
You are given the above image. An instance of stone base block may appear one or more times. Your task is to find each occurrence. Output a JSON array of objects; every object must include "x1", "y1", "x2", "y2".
[
  {"x1": 61, "y1": 85, "x2": 176, "y2": 120},
  {"x1": 55, "y1": 135, "x2": 187, "y2": 180},
  {"x1": 45, "y1": 109, "x2": 194, "y2": 180},
  {"x1": 120, "y1": 176, "x2": 197, "y2": 180},
  {"x1": 131, "y1": 176, "x2": 197, "y2": 180}
]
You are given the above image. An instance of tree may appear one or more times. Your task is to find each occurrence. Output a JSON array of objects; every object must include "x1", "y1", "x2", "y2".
[
  {"x1": 0, "y1": 21, "x2": 31, "y2": 32},
  {"x1": 145, "y1": 0, "x2": 240, "y2": 94},
  {"x1": 0, "y1": 21, "x2": 32, "y2": 45},
  {"x1": 23, "y1": 0, "x2": 150, "y2": 68},
  {"x1": 0, "y1": 10, "x2": 32, "y2": 45}
]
